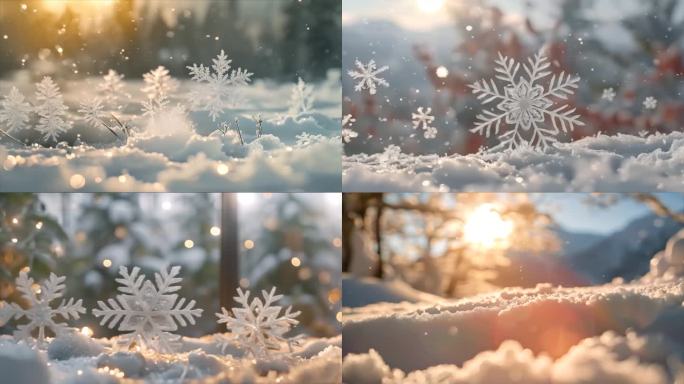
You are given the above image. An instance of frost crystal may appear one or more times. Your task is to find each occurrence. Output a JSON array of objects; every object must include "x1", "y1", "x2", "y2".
[
  {"x1": 0, "y1": 86, "x2": 32, "y2": 133},
  {"x1": 342, "y1": 114, "x2": 358, "y2": 143},
  {"x1": 469, "y1": 51, "x2": 584, "y2": 150},
  {"x1": 141, "y1": 66, "x2": 176, "y2": 116},
  {"x1": 0, "y1": 271, "x2": 85, "y2": 347},
  {"x1": 288, "y1": 77, "x2": 315, "y2": 117},
  {"x1": 187, "y1": 50, "x2": 253, "y2": 121},
  {"x1": 34, "y1": 77, "x2": 71, "y2": 143},
  {"x1": 78, "y1": 98, "x2": 105, "y2": 128},
  {"x1": 93, "y1": 266, "x2": 203, "y2": 353},
  {"x1": 348, "y1": 59, "x2": 389, "y2": 95},
  {"x1": 643, "y1": 96, "x2": 657, "y2": 110},
  {"x1": 98, "y1": 69, "x2": 126, "y2": 106},
  {"x1": 216, "y1": 287, "x2": 301, "y2": 357},
  {"x1": 602, "y1": 88, "x2": 616, "y2": 102},
  {"x1": 412, "y1": 107, "x2": 437, "y2": 139}
]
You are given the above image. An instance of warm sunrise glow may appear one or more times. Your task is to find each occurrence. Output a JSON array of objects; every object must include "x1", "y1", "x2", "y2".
[
  {"x1": 42, "y1": 0, "x2": 115, "y2": 15},
  {"x1": 416, "y1": 0, "x2": 445, "y2": 13},
  {"x1": 463, "y1": 204, "x2": 513, "y2": 248}
]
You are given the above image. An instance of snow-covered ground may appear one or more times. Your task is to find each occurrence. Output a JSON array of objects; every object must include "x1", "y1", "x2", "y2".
[
  {"x1": 342, "y1": 229, "x2": 684, "y2": 384},
  {"x1": 343, "y1": 131, "x2": 684, "y2": 192},
  {"x1": 0, "y1": 72, "x2": 342, "y2": 192},
  {"x1": 0, "y1": 333, "x2": 341, "y2": 384}
]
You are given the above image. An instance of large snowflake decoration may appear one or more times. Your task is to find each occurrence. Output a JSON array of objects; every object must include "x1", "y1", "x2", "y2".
[
  {"x1": 469, "y1": 51, "x2": 584, "y2": 150},
  {"x1": 187, "y1": 50, "x2": 253, "y2": 122},
  {"x1": 0, "y1": 271, "x2": 85, "y2": 347},
  {"x1": 348, "y1": 59, "x2": 389, "y2": 95},
  {"x1": 412, "y1": 107, "x2": 437, "y2": 139},
  {"x1": 93, "y1": 266, "x2": 203, "y2": 353},
  {"x1": 216, "y1": 287, "x2": 301, "y2": 358}
]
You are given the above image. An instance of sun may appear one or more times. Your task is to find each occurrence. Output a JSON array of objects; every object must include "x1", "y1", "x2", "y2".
[
  {"x1": 416, "y1": 0, "x2": 446, "y2": 13},
  {"x1": 463, "y1": 204, "x2": 513, "y2": 249}
]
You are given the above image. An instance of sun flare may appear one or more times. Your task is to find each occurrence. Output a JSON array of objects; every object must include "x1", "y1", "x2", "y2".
[
  {"x1": 463, "y1": 204, "x2": 513, "y2": 249},
  {"x1": 416, "y1": 0, "x2": 445, "y2": 14}
]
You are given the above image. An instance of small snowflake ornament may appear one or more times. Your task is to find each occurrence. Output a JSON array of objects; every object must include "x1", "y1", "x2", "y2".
[
  {"x1": 643, "y1": 96, "x2": 657, "y2": 110},
  {"x1": 288, "y1": 77, "x2": 315, "y2": 117},
  {"x1": 342, "y1": 114, "x2": 357, "y2": 143},
  {"x1": 0, "y1": 271, "x2": 85, "y2": 347},
  {"x1": 0, "y1": 86, "x2": 32, "y2": 133},
  {"x1": 601, "y1": 88, "x2": 616, "y2": 102},
  {"x1": 93, "y1": 266, "x2": 202, "y2": 353},
  {"x1": 34, "y1": 76, "x2": 71, "y2": 143},
  {"x1": 412, "y1": 107, "x2": 437, "y2": 139},
  {"x1": 469, "y1": 51, "x2": 584, "y2": 151},
  {"x1": 98, "y1": 69, "x2": 126, "y2": 107},
  {"x1": 78, "y1": 98, "x2": 105, "y2": 128},
  {"x1": 216, "y1": 287, "x2": 301, "y2": 358},
  {"x1": 348, "y1": 59, "x2": 389, "y2": 95}
]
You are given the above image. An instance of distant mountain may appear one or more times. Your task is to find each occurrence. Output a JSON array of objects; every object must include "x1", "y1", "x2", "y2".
[{"x1": 555, "y1": 227, "x2": 605, "y2": 256}]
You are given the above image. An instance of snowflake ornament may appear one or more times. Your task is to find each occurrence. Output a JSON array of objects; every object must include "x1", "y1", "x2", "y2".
[
  {"x1": 0, "y1": 271, "x2": 85, "y2": 347},
  {"x1": 98, "y1": 69, "x2": 127, "y2": 107},
  {"x1": 602, "y1": 87, "x2": 616, "y2": 102},
  {"x1": 187, "y1": 50, "x2": 253, "y2": 122},
  {"x1": 348, "y1": 59, "x2": 389, "y2": 95},
  {"x1": 34, "y1": 77, "x2": 71, "y2": 143},
  {"x1": 93, "y1": 266, "x2": 203, "y2": 353},
  {"x1": 469, "y1": 51, "x2": 584, "y2": 151},
  {"x1": 216, "y1": 287, "x2": 301, "y2": 357},
  {"x1": 78, "y1": 98, "x2": 105, "y2": 128},
  {"x1": 288, "y1": 77, "x2": 315, "y2": 117},
  {"x1": 342, "y1": 114, "x2": 357, "y2": 143},
  {"x1": 643, "y1": 96, "x2": 657, "y2": 110},
  {"x1": 0, "y1": 86, "x2": 32, "y2": 133},
  {"x1": 412, "y1": 107, "x2": 437, "y2": 139}
]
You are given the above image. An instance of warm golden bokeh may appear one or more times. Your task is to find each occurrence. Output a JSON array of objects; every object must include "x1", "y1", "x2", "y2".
[
  {"x1": 462, "y1": 203, "x2": 513, "y2": 249},
  {"x1": 41, "y1": 0, "x2": 116, "y2": 14}
]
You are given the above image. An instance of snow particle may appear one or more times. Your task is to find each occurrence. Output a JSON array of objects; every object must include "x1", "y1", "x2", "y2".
[
  {"x1": 184, "y1": 239, "x2": 194, "y2": 248},
  {"x1": 436, "y1": 66, "x2": 449, "y2": 78},
  {"x1": 465, "y1": 25, "x2": 473, "y2": 31},
  {"x1": 291, "y1": 257, "x2": 302, "y2": 267},
  {"x1": 348, "y1": 59, "x2": 390, "y2": 95},
  {"x1": 210, "y1": 226, "x2": 221, "y2": 236},
  {"x1": 643, "y1": 96, "x2": 658, "y2": 110}
]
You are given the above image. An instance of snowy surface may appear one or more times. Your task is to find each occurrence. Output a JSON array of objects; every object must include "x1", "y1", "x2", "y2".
[
  {"x1": 342, "y1": 276, "x2": 443, "y2": 308},
  {"x1": 0, "y1": 74, "x2": 341, "y2": 192},
  {"x1": 343, "y1": 131, "x2": 684, "y2": 192},
  {"x1": 0, "y1": 333, "x2": 341, "y2": 384}
]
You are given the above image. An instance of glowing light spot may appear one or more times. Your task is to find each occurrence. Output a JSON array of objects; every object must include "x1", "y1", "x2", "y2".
[
  {"x1": 81, "y1": 326, "x2": 93, "y2": 337},
  {"x1": 102, "y1": 259, "x2": 112, "y2": 268},
  {"x1": 332, "y1": 237, "x2": 342, "y2": 247},
  {"x1": 291, "y1": 257, "x2": 301, "y2": 267},
  {"x1": 184, "y1": 239, "x2": 194, "y2": 249},
  {"x1": 465, "y1": 25, "x2": 473, "y2": 32},
  {"x1": 463, "y1": 204, "x2": 513, "y2": 249},
  {"x1": 328, "y1": 288, "x2": 341, "y2": 304},
  {"x1": 243, "y1": 239, "x2": 254, "y2": 249},
  {"x1": 35, "y1": 221, "x2": 43, "y2": 229},
  {"x1": 161, "y1": 201, "x2": 172, "y2": 210},
  {"x1": 436, "y1": 66, "x2": 449, "y2": 78},
  {"x1": 11, "y1": 238, "x2": 18, "y2": 243},
  {"x1": 216, "y1": 163, "x2": 229, "y2": 175},
  {"x1": 11, "y1": 217, "x2": 19, "y2": 224},
  {"x1": 210, "y1": 226, "x2": 221, "y2": 236},
  {"x1": 336, "y1": 311, "x2": 342, "y2": 322},
  {"x1": 118, "y1": 174, "x2": 127, "y2": 183},
  {"x1": 69, "y1": 174, "x2": 86, "y2": 189},
  {"x1": 416, "y1": 0, "x2": 445, "y2": 13}
]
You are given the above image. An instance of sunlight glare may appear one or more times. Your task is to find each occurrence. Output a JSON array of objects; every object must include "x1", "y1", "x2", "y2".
[
  {"x1": 463, "y1": 204, "x2": 513, "y2": 249},
  {"x1": 416, "y1": 0, "x2": 445, "y2": 13}
]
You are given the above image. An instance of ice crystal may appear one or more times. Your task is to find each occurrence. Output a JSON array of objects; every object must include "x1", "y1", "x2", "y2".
[
  {"x1": 216, "y1": 287, "x2": 300, "y2": 357},
  {"x1": 643, "y1": 96, "x2": 657, "y2": 110},
  {"x1": 288, "y1": 77, "x2": 315, "y2": 117},
  {"x1": 0, "y1": 271, "x2": 85, "y2": 347},
  {"x1": 0, "y1": 86, "x2": 32, "y2": 133},
  {"x1": 78, "y1": 98, "x2": 105, "y2": 128},
  {"x1": 412, "y1": 107, "x2": 437, "y2": 139},
  {"x1": 141, "y1": 66, "x2": 175, "y2": 116},
  {"x1": 93, "y1": 266, "x2": 203, "y2": 353},
  {"x1": 342, "y1": 114, "x2": 357, "y2": 143},
  {"x1": 98, "y1": 69, "x2": 126, "y2": 106},
  {"x1": 34, "y1": 77, "x2": 71, "y2": 143},
  {"x1": 469, "y1": 51, "x2": 584, "y2": 151},
  {"x1": 348, "y1": 59, "x2": 389, "y2": 95},
  {"x1": 602, "y1": 87, "x2": 616, "y2": 101},
  {"x1": 187, "y1": 50, "x2": 253, "y2": 121}
]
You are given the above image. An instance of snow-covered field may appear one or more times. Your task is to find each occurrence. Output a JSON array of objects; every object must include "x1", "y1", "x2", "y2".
[
  {"x1": 0, "y1": 72, "x2": 342, "y2": 192},
  {"x1": 343, "y1": 131, "x2": 684, "y2": 192},
  {"x1": 0, "y1": 333, "x2": 341, "y2": 384},
  {"x1": 342, "y1": 230, "x2": 684, "y2": 384}
]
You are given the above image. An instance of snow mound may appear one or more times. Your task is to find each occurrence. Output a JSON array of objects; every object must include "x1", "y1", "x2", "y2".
[
  {"x1": 343, "y1": 132, "x2": 684, "y2": 192},
  {"x1": 342, "y1": 276, "x2": 444, "y2": 308}
]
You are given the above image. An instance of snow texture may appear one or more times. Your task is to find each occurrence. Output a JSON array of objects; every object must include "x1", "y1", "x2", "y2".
[
  {"x1": 92, "y1": 266, "x2": 203, "y2": 353},
  {"x1": 0, "y1": 271, "x2": 85, "y2": 347},
  {"x1": 469, "y1": 51, "x2": 583, "y2": 151},
  {"x1": 348, "y1": 59, "x2": 389, "y2": 95},
  {"x1": 34, "y1": 77, "x2": 71, "y2": 143},
  {"x1": 343, "y1": 131, "x2": 684, "y2": 192},
  {"x1": 216, "y1": 287, "x2": 301, "y2": 358}
]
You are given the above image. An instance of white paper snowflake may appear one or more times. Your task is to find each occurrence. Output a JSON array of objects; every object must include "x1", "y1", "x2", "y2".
[
  {"x1": 93, "y1": 266, "x2": 203, "y2": 353},
  {"x1": 469, "y1": 51, "x2": 584, "y2": 151},
  {"x1": 288, "y1": 77, "x2": 315, "y2": 117},
  {"x1": 216, "y1": 287, "x2": 301, "y2": 357},
  {"x1": 0, "y1": 86, "x2": 32, "y2": 133},
  {"x1": 342, "y1": 114, "x2": 357, "y2": 143},
  {"x1": 34, "y1": 76, "x2": 71, "y2": 143},
  {"x1": 412, "y1": 107, "x2": 437, "y2": 139},
  {"x1": 187, "y1": 50, "x2": 253, "y2": 122},
  {"x1": 0, "y1": 271, "x2": 85, "y2": 347},
  {"x1": 643, "y1": 96, "x2": 657, "y2": 110},
  {"x1": 601, "y1": 87, "x2": 616, "y2": 101},
  {"x1": 78, "y1": 98, "x2": 105, "y2": 128},
  {"x1": 348, "y1": 59, "x2": 389, "y2": 95}
]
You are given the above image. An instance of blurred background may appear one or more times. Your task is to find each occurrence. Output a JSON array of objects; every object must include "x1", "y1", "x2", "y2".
[
  {"x1": 342, "y1": 193, "x2": 684, "y2": 305},
  {"x1": 342, "y1": 0, "x2": 684, "y2": 155},
  {"x1": 0, "y1": 0, "x2": 341, "y2": 81},
  {"x1": 0, "y1": 192, "x2": 341, "y2": 339}
]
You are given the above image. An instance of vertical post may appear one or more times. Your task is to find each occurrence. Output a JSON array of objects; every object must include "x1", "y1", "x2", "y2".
[{"x1": 220, "y1": 193, "x2": 240, "y2": 312}]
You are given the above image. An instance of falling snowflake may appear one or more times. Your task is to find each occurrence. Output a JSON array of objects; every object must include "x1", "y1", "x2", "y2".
[
  {"x1": 0, "y1": 86, "x2": 32, "y2": 133},
  {"x1": 469, "y1": 51, "x2": 584, "y2": 150},
  {"x1": 216, "y1": 287, "x2": 301, "y2": 357},
  {"x1": 602, "y1": 87, "x2": 616, "y2": 102},
  {"x1": 643, "y1": 96, "x2": 657, "y2": 110},
  {"x1": 187, "y1": 50, "x2": 253, "y2": 121},
  {"x1": 412, "y1": 107, "x2": 437, "y2": 139},
  {"x1": 288, "y1": 77, "x2": 315, "y2": 117},
  {"x1": 93, "y1": 266, "x2": 203, "y2": 353},
  {"x1": 342, "y1": 114, "x2": 357, "y2": 143},
  {"x1": 98, "y1": 69, "x2": 126, "y2": 107},
  {"x1": 34, "y1": 76, "x2": 71, "y2": 143},
  {"x1": 78, "y1": 98, "x2": 105, "y2": 128},
  {"x1": 348, "y1": 59, "x2": 389, "y2": 95},
  {"x1": 0, "y1": 271, "x2": 85, "y2": 347}
]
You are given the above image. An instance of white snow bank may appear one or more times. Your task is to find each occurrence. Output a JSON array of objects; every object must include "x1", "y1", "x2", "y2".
[
  {"x1": 342, "y1": 276, "x2": 444, "y2": 308},
  {"x1": 343, "y1": 132, "x2": 684, "y2": 192}
]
